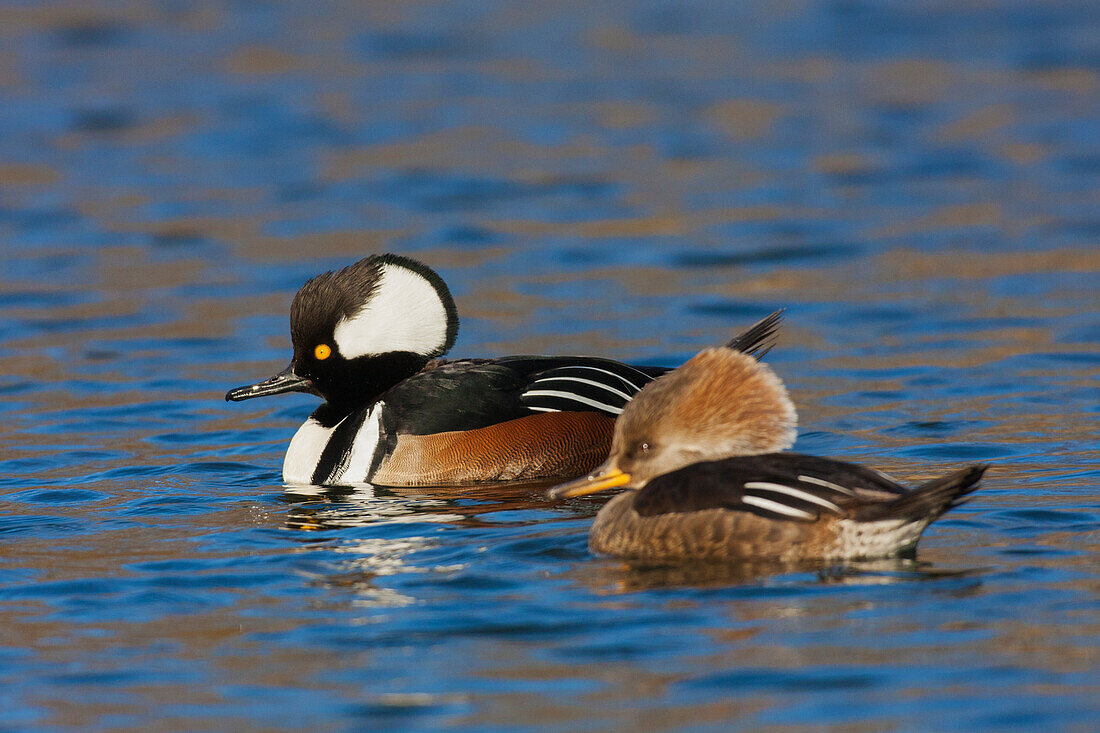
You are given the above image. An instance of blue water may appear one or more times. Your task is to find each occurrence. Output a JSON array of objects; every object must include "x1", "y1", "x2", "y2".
[{"x1": 1, "y1": 1, "x2": 1098, "y2": 730}]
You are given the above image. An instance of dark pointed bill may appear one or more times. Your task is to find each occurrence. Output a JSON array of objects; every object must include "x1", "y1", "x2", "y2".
[{"x1": 226, "y1": 364, "x2": 314, "y2": 402}]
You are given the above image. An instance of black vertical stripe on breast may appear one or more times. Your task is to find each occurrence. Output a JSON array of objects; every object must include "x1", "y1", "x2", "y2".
[
  {"x1": 368, "y1": 409, "x2": 398, "y2": 481},
  {"x1": 311, "y1": 408, "x2": 373, "y2": 485}
]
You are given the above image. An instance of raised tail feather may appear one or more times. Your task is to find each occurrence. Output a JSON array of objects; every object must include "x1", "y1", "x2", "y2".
[
  {"x1": 725, "y1": 309, "x2": 784, "y2": 359},
  {"x1": 856, "y1": 465, "x2": 989, "y2": 523}
]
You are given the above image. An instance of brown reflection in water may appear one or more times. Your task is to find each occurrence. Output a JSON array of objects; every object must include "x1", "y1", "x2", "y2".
[
  {"x1": 0, "y1": 494, "x2": 282, "y2": 584},
  {"x1": 694, "y1": 588, "x2": 1100, "y2": 681},
  {"x1": 283, "y1": 478, "x2": 577, "y2": 532},
  {"x1": 0, "y1": 162, "x2": 62, "y2": 185},
  {"x1": 708, "y1": 98, "x2": 784, "y2": 141},
  {"x1": 3, "y1": 603, "x2": 365, "y2": 729},
  {"x1": 562, "y1": 556, "x2": 979, "y2": 595},
  {"x1": 466, "y1": 659, "x2": 771, "y2": 732},
  {"x1": 323, "y1": 127, "x2": 616, "y2": 181},
  {"x1": 572, "y1": 554, "x2": 976, "y2": 594}
]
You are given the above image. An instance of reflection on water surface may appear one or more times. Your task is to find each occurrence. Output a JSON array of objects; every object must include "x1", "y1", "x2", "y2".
[{"x1": 0, "y1": 0, "x2": 1098, "y2": 730}]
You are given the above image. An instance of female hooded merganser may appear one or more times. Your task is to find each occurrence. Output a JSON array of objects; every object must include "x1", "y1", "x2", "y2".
[
  {"x1": 226, "y1": 253, "x2": 784, "y2": 487},
  {"x1": 548, "y1": 347, "x2": 987, "y2": 562}
]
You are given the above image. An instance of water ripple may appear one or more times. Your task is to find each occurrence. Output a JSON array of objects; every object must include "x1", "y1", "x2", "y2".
[{"x1": 0, "y1": 1, "x2": 1096, "y2": 730}]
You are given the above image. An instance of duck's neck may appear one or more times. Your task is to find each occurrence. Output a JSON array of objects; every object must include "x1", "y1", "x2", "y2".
[{"x1": 312, "y1": 351, "x2": 431, "y2": 424}]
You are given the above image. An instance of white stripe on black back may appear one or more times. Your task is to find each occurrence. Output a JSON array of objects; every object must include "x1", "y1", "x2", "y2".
[
  {"x1": 521, "y1": 390, "x2": 624, "y2": 415},
  {"x1": 797, "y1": 475, "x2": 856, "y2": 495},
  {"x1": 732, "y1": 475, "x2": 856, "y2": 521},
  {"x1": 521, "y1": 362, "x2": 657, "y2": 416},
  {"x1": 743, "y1": 481, "x2": 844, "y2": 515},
  {"x1": 554, "y1": 364, "x2": 647, "y2": 392},
  {"x1": 533, "y1": 376, "x2": 633, "y2": 401},
  {"x1": 740, "y1": 495, "x2": 816, "y2": 520}
]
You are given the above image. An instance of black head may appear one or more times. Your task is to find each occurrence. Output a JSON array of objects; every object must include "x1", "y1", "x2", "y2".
[{"x1": 227, "y1": 253, "x2": 459, "y2": 414}]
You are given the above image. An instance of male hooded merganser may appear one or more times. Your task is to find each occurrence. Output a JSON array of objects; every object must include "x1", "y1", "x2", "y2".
[
  {"x1": 548, "y1": 347, "x2": 988, "y2": 562},
  {"x1": 226, "y1": 253, "x2": 784, "y2": 487}
]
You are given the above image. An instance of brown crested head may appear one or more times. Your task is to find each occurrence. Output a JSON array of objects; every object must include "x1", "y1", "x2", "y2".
[{"x1": 609, "y1": 347, "x2": 797, "y2": 486}]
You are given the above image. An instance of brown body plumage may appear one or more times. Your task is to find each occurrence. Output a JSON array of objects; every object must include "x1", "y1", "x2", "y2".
[
  {"x1": 372, "y1": 411, "x2": 614, "y2": 486},
  {"x1": 549, "y1": 348, "x2": 987, "y2": 563}
]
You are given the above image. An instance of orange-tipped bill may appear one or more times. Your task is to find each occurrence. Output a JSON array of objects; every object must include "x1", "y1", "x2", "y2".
[{"x1": 547, "y1": 463, "x2": 632, "y2": 499}]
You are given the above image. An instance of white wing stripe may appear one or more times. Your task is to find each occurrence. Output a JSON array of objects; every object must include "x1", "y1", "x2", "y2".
[
  {"x1": 741, "y1": 495, "x2": 815, "y2": 519},
  {"x1": 745, "y1": 481, "x2": 843, "y2": 513},
  {"x1": 796, "y1": 475, "x2": 855, "y2": 495},
  {"x1": 527, "y1": 376, "x2": 633, "y2": 401},
  {"x1": 522, "y1": 390, "x2": 623, "y2": 414},
  {"x1": 557, "y1": 365, "x2": 644, "y2": 392}
]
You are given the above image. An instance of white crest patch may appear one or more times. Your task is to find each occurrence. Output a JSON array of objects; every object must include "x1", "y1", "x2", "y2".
[{"x1": 333, "y1": 262, "x2": 450, "y2": 358}]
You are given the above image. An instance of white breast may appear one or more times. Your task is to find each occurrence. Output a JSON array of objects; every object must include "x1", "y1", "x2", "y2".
[
  {"x1": 282, "y1": 404, "x2": 385, "y2": 486},
  {"x1": 283, "y1": 417, "x2": 335, "y2": 485}
]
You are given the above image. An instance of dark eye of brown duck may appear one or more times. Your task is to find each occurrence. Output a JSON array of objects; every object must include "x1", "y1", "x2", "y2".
[{"x1": 623, "y1": 442, "x2": 653, "y2": 461}]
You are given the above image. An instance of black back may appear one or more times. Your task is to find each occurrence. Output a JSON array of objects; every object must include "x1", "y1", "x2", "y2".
[
  {"x1": 379, "y1": 356, "x2": 668, "y2": 435},
  {"x1": 381, "y1": 359, "x2": 534, "y2": 435}
]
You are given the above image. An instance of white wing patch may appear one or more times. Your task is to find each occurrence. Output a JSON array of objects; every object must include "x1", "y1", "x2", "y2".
[{"x1": 334, "y1": 262, "x2": 450, "y2": 358}]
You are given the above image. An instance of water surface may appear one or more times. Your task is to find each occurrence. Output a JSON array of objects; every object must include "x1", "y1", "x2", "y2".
[{"x1": 1, "y1": 1, "x2": 1098, "y2": 730}]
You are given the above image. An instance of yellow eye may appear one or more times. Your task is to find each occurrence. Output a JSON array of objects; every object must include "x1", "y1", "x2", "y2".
[{"x1": 314, "y1": 344, "x2": 332, "y2": 360}]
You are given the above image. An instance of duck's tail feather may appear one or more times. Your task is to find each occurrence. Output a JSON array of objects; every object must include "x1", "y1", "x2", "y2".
[
  {"x1": 725, "y1": 309, "x2": 784, "y2": 359},
  {"x1": 856, "y1": 465, "x2": 989, "y2": 523}
]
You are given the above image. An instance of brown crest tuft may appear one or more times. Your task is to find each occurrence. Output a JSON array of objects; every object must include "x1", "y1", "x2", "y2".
[{"x1": 613, "y1": 348, "x2": 797, "y2": 476}]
